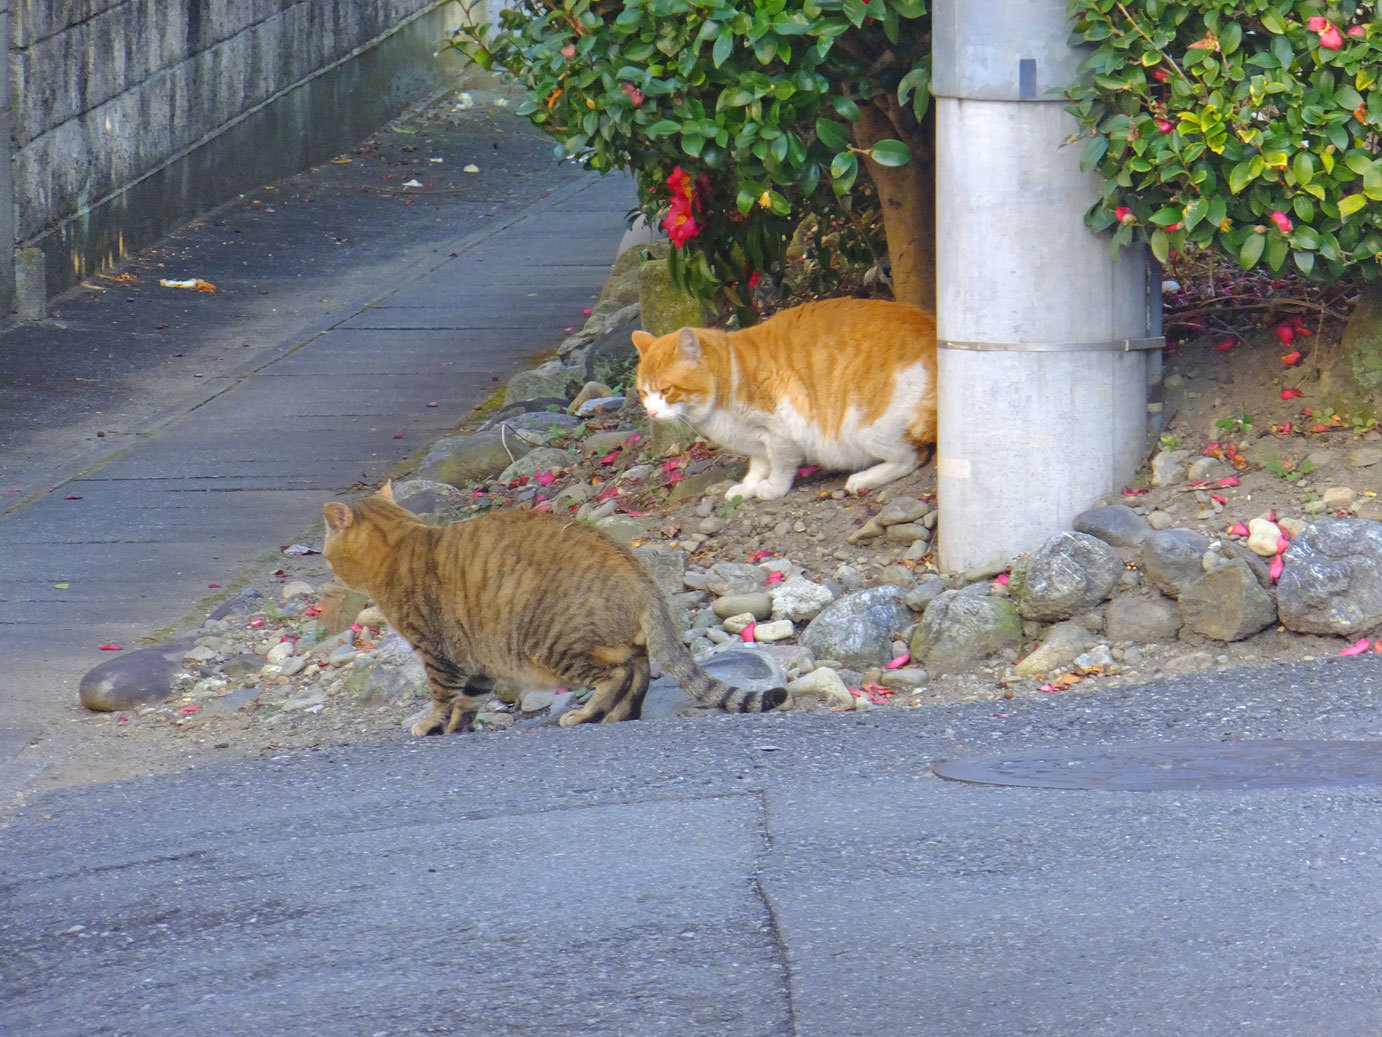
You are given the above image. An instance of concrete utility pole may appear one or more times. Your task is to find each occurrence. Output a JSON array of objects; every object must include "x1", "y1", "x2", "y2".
[{"x1": 931, "y1": 0, "x2": 1161, "y2": 573}]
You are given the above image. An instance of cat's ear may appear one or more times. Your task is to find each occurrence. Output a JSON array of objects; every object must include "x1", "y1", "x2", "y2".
[
  {"x1": 376, "y1": 480, "x2": 395, "y2": 502},
  {"x1": 676, "y1": 327, "x2": 701, "y2": 361},
  {"x1": 323, "y1": 502, "x2": 354, "y2": 531},
  {"x1": 631, "y1": 330, "x2": 655, "y2": 354}
]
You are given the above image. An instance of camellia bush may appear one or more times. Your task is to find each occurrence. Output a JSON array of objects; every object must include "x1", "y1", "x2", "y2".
[
  {"x1": 1065, "y1": 0, "x2": 1382, "y2": 283},
  {"x1": 443, "y1": 0, "x2": 933, "y2": 318}
]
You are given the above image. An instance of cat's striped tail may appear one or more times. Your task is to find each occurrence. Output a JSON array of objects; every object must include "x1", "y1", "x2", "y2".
[{"x1": 643, "y1": 604, "x2": 787, "y2": 713}]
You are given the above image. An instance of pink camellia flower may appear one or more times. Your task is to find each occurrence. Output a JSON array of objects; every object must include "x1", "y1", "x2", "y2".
[
  {"x1": 1319, "y1": 24, "x2": 1344, "y2": 49},
  {"x1": 621, "y1": 83, "x2": 645, "y2": 106},
  {"x1": 1157, "y1": 118, "x2": 1174, "y2": 133},
  {"x1": 1307, "y1": 16, "x2": 1329, "y2": 31},
  {"x1": 1269, "y1": 211, "x2": 1293, "y2": 233},
  {"x1": 560, "y1": 43, "x2": 576, "y2": 59},
  {"x1": 1349, "y1": 25, "x2": 1366, "y2": 37},
  {"x1": 1115, "y1": 206, "x2": 1134, "y2": 223}
]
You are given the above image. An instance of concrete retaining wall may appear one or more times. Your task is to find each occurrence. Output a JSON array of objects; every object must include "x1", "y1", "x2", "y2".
[{"x1": 11, "y1": 0, "x2": 462, "y2": 307}]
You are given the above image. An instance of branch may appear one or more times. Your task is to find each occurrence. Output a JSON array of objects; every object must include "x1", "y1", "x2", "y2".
[{"x1": 1113, "y1": 1, "x2": 1189, "y2": 82}]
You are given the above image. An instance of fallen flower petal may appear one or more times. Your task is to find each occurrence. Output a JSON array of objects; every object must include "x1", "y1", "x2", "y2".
[
  {"x1": 177, "y1": 704, "x2": 202, "y2": 716},
  {"x1": 1269, "y1": 554, "x2": 1284, "y2": 583},
  {"x1": 393, "y1": 432, "x2": 406, "y2": 439},
  {"x1": 98, "y1": 644, "x2": 122, "y2": 651},
  {"x1": 747, "y1": 550, "x2": 772, "y2": 563},
  {"x1": 1211, "y1": 493, "x2": 1227, "y2": 505},
  {"x1": 1281, "y1": 387, "x2": 1304, "y2": 400},
  {"x1": 1215, "y1": 337, "x2": 1236, "y2": 352},
  {"x1": 1275, "y1": 324, "x2": 1294, "y2": 346},
  {"x1": 1276, "y1": 535, "x2": 1291, "y2": 554},
  {"x1": 1121, "y1": 486, "x2": 1149, "y2": 496},
  {"x1": 624, "y1": 433, "x2": 643, "y2": 446},
  {"x1": 885, "y1": 652, "x2": 911, "y2": 670},
  {"x1": 534, "y1": 470, "x2": 557, "y2": 486},
  {"x1": 766, "y1": 570, "x2": 784, "y2": 586},
  {"x1": 599, "y1": 451, "x2": 619, "y2": 464},
  {"x1": 64, "y1": 495, "x2": 82, "y2": 500},
  {"x1": 1217, "y1": 476, "x2": 1240, "y2": 487},
  {"x1": 1340, "y1": 638, "x2": 1370, "y2": 657},
  {"x1": 740, "y1": 621, "x2": 756, "y2": 643},
  {"x1": 1230, "y1": 522, "x2": 1250, "y2": 537},
  {"x1": 1281, "y1": 350, "x2": 1302, "y2": 365},
  {"x1": 993, "y1": 572, "x2": 1010, "y2": 587},
  {"x1": 796, "y1": 466, "x2": 821, "y2": 478},
  {"x1": 249, "y1": 618, "x2": 266, "y2": 628}
]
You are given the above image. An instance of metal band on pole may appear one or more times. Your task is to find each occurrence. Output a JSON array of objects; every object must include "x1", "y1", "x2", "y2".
[{"x1": 939, "y1": 337, "x2": 1164, "y2": 353}]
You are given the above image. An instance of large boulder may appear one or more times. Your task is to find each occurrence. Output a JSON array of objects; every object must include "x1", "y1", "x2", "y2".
[
  {"x1": 1140, "y1": 528, "x2": 1212, "y2": 598},
  {"x1": 414, "y1": 432, "x2": 531, "y2": 488},
  {"x1": 1178, "y1": 560, "x2": 1277, "y2": 642},
  {"x1": 79, "y1": 639, "x2": 199, "y2": 712},
  {"x1": 909, "y1": 589, "x2": 1023, "y2": 677},
  {"x1": 801, "y1": 586, "x2": 913, "y2": 669},
  {"x1": 1277, "y1": 518, "x2": 1382, "y2": 635},
  {"x1": 1008, "y1": 531, "x2": 1122, "y2": 622}
]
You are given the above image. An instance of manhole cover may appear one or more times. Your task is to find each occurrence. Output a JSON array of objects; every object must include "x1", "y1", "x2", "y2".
[{"x1": 932, "y1": 740, "x2": 1382, "y2": 791}]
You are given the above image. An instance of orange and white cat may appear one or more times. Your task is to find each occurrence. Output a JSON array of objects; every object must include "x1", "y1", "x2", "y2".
[{"x1": 631, "y1": 298, "x2": 937, "y2": 501}]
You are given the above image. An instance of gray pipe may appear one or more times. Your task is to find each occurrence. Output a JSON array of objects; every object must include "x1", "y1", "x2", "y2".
[{"x1": 932, "y1": 0, "x2": 1160, "y2": 573}]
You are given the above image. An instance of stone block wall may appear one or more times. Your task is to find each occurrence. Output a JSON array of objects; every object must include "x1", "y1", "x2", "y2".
[{"x1": 10, "y1": 0, "x2": 460, "y2": 304}]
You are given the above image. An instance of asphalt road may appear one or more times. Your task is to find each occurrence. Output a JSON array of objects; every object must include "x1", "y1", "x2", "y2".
[{"x1": 5, "y1": 656, "x2": 1382, "y2": 1035}]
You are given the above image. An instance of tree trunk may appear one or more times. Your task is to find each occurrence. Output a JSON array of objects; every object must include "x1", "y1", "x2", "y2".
[{"x1": 852, "y1": 102, "x2": 935, "y2": 312}]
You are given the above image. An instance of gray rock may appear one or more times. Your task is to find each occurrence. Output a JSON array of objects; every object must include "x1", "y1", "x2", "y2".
[
  {"x1": 520, "y1": 689, "x2": 558, "y2": 713},
  {"x1": 415, "y1": 431, "x2": 532, "y2": 488},
  {"x1": 705, "y1": 562, "x2": 767, "y2": 597},
  {"x1": 1140, "y1": 528, "x2": 1212, "y2": 597},
  {"x1": 752, "y1": 619, "x2": 795, "y2": 641},
  {"x1": 1179, "y1": 559, "x2": 1277, "y2": 641},
  {"x1": 1103, "y1": 591, "x2": 1182, "y2": 643},
  {"x1": 712, "y1": 593, "x2": 774, "y2": 621},
  {"x1": 489, "y1": 412, "x2": 583, "y2": 436},
  {"x1": 575, "y1": 396, "x2": 627, "y2": 417},
  {"x1": 503, "y1": 360, "x2": 583, "y2": 406},
  {"x1": 768, "y1": 577, "x2": 829, "y2": 624},
  {"x1": 592, "y1": 515, "x2": 647, "y2": 546},
  {"x1": 390, "y1": 479, "x2": 464, "y2": 519},
  {"x1": 876, "y1": 499, "x2": 929, "y2": 526},
  {"x1": 1151, "y1": 449, "x2": 1191, "y2": 487},
  {"x1": 497, "y1": 446, "x2": 574, "y2": 484},
  {"x1": 1186, "y1": 456, "x2": 1231, "y2": 482},
  {"x1": 1277, "y1": 518, "x2": 1382, "y2": 635},
  {"x1": 786, "y1": 667, "x2": 855, "y2": 709},
  {"x1": 633, "y1": 545, "x2": 687, "y2": 599},
  {"x1": 801, "y1": 585, "x2": 913, "y2": 670},
  {"x1": 1345, "y1": 444, "x2": 1382, "y2": 469},
  {"x1": 1072, "y1": 504, "x2": 1152, "y2": 548},
  {"x1": 904, "y1": 573, "x2": 948, "y2": 613},
  {"x1": 1008, "y1": 531, "x2": 1122, "y2": 622},
  {"x1": 79, "y1": 638, "x2": 199, "y2": 712},
  {"x1": 1014, "y1": 620, "x2": 1096, "y2": 676},
  {"x1": 355, "y1": 633, "x2": 427, "y2": 705},
  {"x1": 222, "y1": 653, "x2": 266, "y2": 680},
  {"x1": 281, "y1": 689, "x2": 328, "y2": 712},
  {"x1": 884, "y1": 522, "x2": 929, "y2": 545},
  {"x1": 1146, "y1": 510, "x2": 1174, "y2": 530},
  {"x1": 878, "y1": 667, "x2": 928, "y2": 691},
  {"x1": 637, "y1": 258, "x2": 709, "y2": 336},
  {"x1": 1163, "y1": 651, "x2": 1215, "y2": 676},
  {"x1": 909, "y1": 589, "x2": 1023, "y2": 677},
  {"x1": 208, "y1": 587, "x2": 265, "y2": 621}
]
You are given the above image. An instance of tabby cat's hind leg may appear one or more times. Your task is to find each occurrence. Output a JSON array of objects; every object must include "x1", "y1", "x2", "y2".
[
  {"x1": 412, "y1": 655, "x2": 491, "y2": 736},
  {"x1": 558, "y1": 650, "x2": 651, "y2": 725}
]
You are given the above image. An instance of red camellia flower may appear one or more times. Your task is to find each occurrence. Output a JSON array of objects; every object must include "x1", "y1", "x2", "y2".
[
  {"x1": 662, "y1": 202, "x2": 699, "y2": 247},
  {"x1": 1269, "y1": 211, "x2": 1293, "y2": 233},
  {"x1": 1151, "y1": 67, "x2": 1170, "y2": 83},
  {"x1": 1115, "y1": 206, "x2": 1134, "y2": 224},
  {"x1": 1307, "y1": 16, "x2": 1329, "y2": 30},
  {"x1": 666, "y1": 166, "x2": 695, "y2": 201},
  {"x1": 748, "y1": 271, "x2": 760, "y2": 288},
  {"x1": 621, "y1": 83, "x2": 645, "y2": 106},
  {"x1": 1157, "y1": 118, "x2": 1174, "y2": 133}
]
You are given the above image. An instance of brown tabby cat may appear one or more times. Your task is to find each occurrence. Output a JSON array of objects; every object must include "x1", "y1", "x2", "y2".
[
  {"x1": 631, "y1": 297, "x2": 938, "y2": 501},
  {"x1": 321, "y1": 484, "x2": 786, "y2": 734}
]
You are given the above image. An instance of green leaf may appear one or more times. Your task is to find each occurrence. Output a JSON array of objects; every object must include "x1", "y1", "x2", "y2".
[
  {"x1": 1340, "y1": 193, "x2": 1368, "y2": 217},
  {"x1": 1150, "y1": 206, "x2": 1182, "y2": 226},
  {"x1": 1293, "y1": 249, "x2": 1316, "y2": 276},
  {"x1": 830, "y1": 96, "x2": 861, "y2": 121},
  {"x1": 815, "y1": 117, "x2": 851, "y2": 151},
  {"x1": 1270, "y1": 34, "x2": 1293, "y2": 70},
  {"x1": 1149, "y1": 227, "x2": 1170, "y2": 264},
  {"x1": 1080, "y1": 134, "x2": 1109, "y2": 171},
  {"x1": 1184, "y1": 197, "x2": 1209, "y2": 231},
  {"x1": 868, "y1": 139, "x2": 913, "y2": 167},
  {"x1": 1260, "y1": 9, "x2": 1287, "y2": 34},
  {"x1": 712, "y1": 30, "x2": 733, "y2": 68},
  {"x1": 646, "y1": 120, "x2": 681, "y2": 138},
  {"x1": 1227, "y1": 160, "x2": 1255, "y2": 194},
  {"x1": 1239, "y1": 231, "x2": 1266, "y2": 268},
  {"x1": 830, "y1": 151, "x2": 858, "y2": 193}
]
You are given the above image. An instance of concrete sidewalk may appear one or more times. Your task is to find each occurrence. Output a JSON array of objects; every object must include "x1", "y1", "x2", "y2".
[{"x1": 0, "y1": 91, "x2": 636, "y2": 795}]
